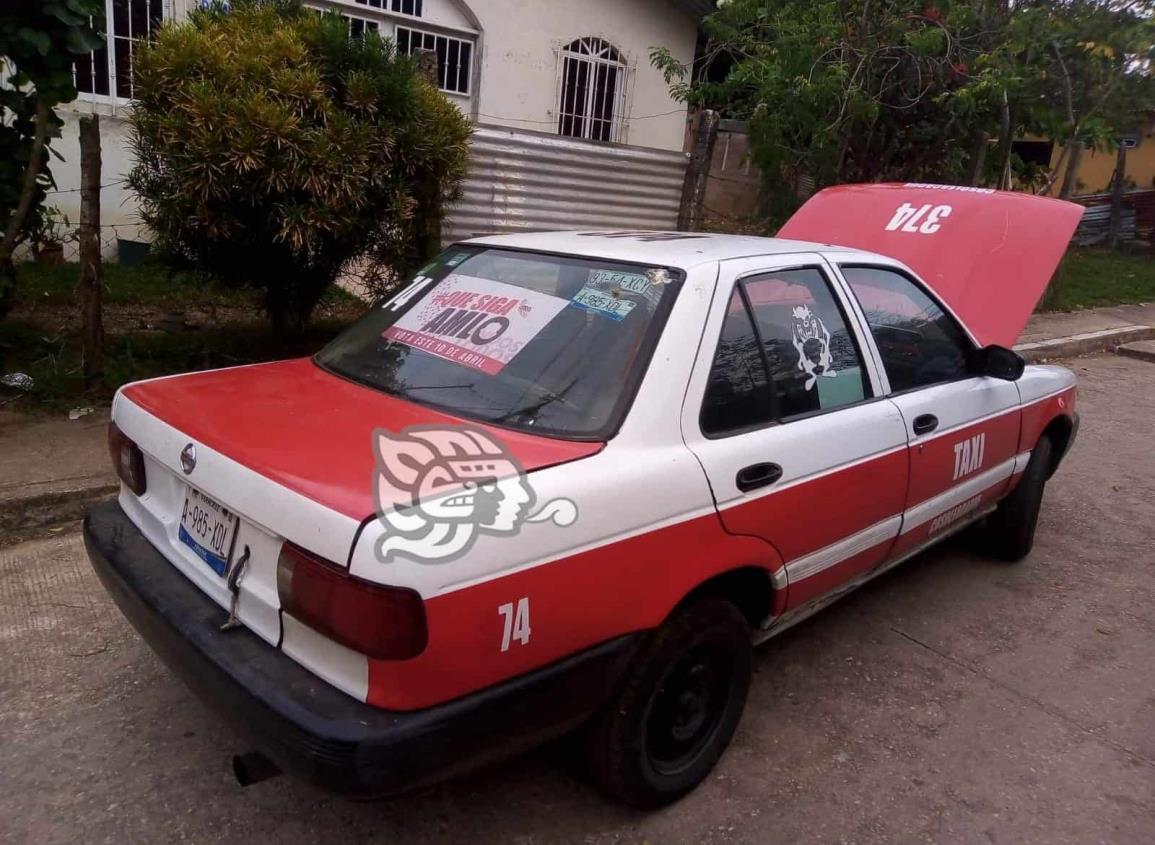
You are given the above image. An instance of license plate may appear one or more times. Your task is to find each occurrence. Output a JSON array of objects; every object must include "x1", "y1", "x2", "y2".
[{"x1": 178, "y1": 487, "x2": 238, "y2": 576}]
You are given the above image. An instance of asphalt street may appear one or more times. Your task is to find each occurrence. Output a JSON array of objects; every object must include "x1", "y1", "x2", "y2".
[{"x1": 1, "y1": 353, "x2": 1153, "y2": 845}]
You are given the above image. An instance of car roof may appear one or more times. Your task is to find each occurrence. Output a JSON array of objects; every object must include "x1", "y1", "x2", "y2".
[{"x1": 460, "y1": 230, "x2": 879, "y2": 270}]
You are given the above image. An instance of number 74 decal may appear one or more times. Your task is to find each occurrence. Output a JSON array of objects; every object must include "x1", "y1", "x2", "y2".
[{"x1": 498, "y1": 598, "x2": 531, "y2": 652}]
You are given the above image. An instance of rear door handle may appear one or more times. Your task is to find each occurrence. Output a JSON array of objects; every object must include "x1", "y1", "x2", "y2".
[
  {"x1": 736, "y1": 462, "x2": 783, "y2": 492},
  {"x1": 912, "y1": 413, "x2": 939, "y2": 436}
]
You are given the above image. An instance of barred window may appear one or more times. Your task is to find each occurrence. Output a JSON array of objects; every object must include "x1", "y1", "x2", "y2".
[
  {"x1": 344, "y1": 13, "x2": 382, "y2": 39},
  {"x1": 74, "y1": 0, "x2": 164, "y2": 101},
  {"x1": 556, "y1": 38, "x2": 628, "y2": 143},
  {"x1": 355, "y1": 0, "x2": 423, "y2": 16},
  {"x1": 395, "y1": 26, "x2": 472, "y2": 95}
]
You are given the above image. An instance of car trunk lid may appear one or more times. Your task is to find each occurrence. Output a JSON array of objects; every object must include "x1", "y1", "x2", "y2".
[
  {"x1": 777, "y1": 183, "x2": 1084, "y2": 347},
  {"x1": 121, "y1": 357, "x2": 603, "y2": 521}
]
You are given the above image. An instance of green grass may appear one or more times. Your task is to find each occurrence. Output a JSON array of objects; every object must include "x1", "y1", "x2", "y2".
[
  {"x1": 13, "y1": 260, "x2": 362, "y2": 311},
  {"x1": 14, "y1": 260, "x2": 255, "y2": 309},
  {"x1": 1042, "y1": 248, "x2": 1155, "y2": 312},
  {"x1": 2, "y1": 259, "x2": 363, "y2": 413},
  {"x1": 0, "y1": 318, "x2": 352, "y2": 413}
]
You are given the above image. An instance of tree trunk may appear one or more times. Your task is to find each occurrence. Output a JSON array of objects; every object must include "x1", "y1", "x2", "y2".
[
  {"x1": 678, "y1": 109, "x2": 719, "y2": 232},
  {"x1": 1059, "y1": 142, "x2": 1083, "y2": 200},
  {"x1": 78, "y1": 115, "x2": 104, "y2": 382},
  {"x1": 966, "y1": 129, "x2": 989, "y2": 187},
  {"x1": 994, "y1": 94, "x2": 1015, "y2": 190},
  {"x1": 1108, "y1": 142, "x2": 1128, "y2": 248},
  {"x1": 0, "y1": 98, "x2": 51, "y2": 263}
]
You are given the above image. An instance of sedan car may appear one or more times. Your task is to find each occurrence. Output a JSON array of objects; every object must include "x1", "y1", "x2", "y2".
[{"x1": 85, "y1": 184, "x2": 1083, "y2": 807}]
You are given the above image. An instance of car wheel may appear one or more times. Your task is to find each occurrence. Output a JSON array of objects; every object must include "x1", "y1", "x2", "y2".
[
  {"x1": 585, "y1": 598, "x2": 752, "y2": 809},
  {"x1": 986, "y1": 435, "x2": 1053, "y2": 562}
]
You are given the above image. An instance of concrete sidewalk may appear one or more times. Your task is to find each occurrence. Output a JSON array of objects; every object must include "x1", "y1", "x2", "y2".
[
  {"x1": 1, "y1": 302, "x2": 1153, "y2": 544},
  {"x1": 0, "y1": 408, "x2": 117, "y2": 545},
  {"x1": 1015, "y1": 302, "x2": 1155, "y2": 362}
]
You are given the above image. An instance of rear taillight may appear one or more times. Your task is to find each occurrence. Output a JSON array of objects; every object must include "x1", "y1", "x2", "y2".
[
  {"x1": 276, "y1": 542, "x2": 428, "y2": 660},
  {"x1": 108, "y1": 421, "x2": 147, "y2": 495}
]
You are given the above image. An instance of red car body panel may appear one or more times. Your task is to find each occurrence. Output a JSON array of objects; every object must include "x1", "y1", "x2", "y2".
[
  {"x1": 123, "y1": 359, "x2": 603, "y2": 521},
  {"x1": 778, "y1": 184, "x2": 1084, "y2": 348}
]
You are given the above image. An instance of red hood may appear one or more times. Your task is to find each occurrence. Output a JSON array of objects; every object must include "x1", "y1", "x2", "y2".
[
  {"x1": 121, "y1": 358, "x2": 602, "y2": 520},
  {"x1": 777, "y1": 184, "x2": 1084, "y2": 347}
]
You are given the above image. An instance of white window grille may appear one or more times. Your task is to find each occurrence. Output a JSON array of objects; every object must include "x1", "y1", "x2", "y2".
[
  {"x1": 354, "y1": 0, "x2": 423, "y2": 16},
  {"x1": 556, "y1": 38, "x2": 630, "y2": 144},
  {"x1": 74, "y1": 0, "x2": 165, "y2": 101},
  {"x1": 395, "y1": 26, "x2": 472, "y2": 96}
]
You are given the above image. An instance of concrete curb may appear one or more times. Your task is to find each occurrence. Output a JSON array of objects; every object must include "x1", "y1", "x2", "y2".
[
  {"x1": 0, "y1": 483, "x2": 119, "y2": 548},
  {"x1": 1116, "y1": 340, "x2": 1155, "y2": 364},
  {"x1": 1014, "y1": 325, "x2": 1155, "y2": 363}
]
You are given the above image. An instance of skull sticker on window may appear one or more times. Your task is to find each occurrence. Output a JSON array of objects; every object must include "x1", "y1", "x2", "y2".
[{"x1": 790, "y1": 305, "x2": 836, "y2": 390}]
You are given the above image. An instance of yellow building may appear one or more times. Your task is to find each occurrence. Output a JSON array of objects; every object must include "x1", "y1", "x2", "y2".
[{"x1": 1033, "y1": 115, "x2": 1155, "y2": 197}]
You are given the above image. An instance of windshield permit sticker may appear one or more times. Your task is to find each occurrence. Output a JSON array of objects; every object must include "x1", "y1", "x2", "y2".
[
  {"x1": 445, "y1": 252, "x2": 468, "y2": 267},
  {"x1": 586, "y1": 269, "x2": 662, "y2": 308},
  {"x1": 383, "y1": 273, "x2": 568, "y2": 375},
  {"x1": 570, "y1": 284, "x2": 637, "y2": 322},
  {"x1": 791, "y1": 305, "x2": 836, "y2": 390}
]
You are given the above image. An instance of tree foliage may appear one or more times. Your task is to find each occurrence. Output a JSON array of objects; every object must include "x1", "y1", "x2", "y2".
[
  {"x1": 128, "y1": 0, "x2": 472, "y2": 332},
  {"x1": 653, "y1": 0, "x2": 1155, "y2": 224},
  {"x1": 0, "y1": 0, "x2": 103, "y2": 319}
]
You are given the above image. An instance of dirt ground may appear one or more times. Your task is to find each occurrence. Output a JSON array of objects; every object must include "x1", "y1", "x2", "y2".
[{"x1": 1, "y1": 353, "x2": 1153, "y2": 845}]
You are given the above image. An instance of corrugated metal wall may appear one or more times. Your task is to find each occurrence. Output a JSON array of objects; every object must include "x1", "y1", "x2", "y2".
[{"x1": 443, "y1": 124, "x2": 689, "y2": 244}]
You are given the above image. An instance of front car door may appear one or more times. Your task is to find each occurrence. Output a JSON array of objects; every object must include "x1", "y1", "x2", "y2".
[
  {"x1": 682, "y1": 254, "x2": 910, "y2": 613},
  {"x1": 831, "y1": 259, "x2": 1022, "y2": 562}
]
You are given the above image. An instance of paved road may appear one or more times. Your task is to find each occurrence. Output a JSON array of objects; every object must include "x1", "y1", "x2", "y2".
[{"x1": 2, "y1": 353, "x2": 1153, "y2": 845}]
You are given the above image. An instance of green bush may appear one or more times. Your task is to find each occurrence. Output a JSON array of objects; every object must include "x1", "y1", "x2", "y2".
[{"x1": 128, "y1": 0, "x2": 471, "y2": 333}]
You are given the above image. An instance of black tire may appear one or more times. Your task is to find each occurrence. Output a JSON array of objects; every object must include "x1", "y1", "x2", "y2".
[
  {"x1": 585, "y1": 598, "x2": 752, "y2": 809},
  {"x1": 986, "y1": 435, "x2": 1053, "y2": 562}
]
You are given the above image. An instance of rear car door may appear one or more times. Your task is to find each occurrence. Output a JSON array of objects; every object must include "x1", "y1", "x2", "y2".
[
  {"x1": 834, "y1": 263, "x2": 1022, "y2": 559},
  {"x1": 682, "y1": 255, "x2": 909, "y2": 611}
]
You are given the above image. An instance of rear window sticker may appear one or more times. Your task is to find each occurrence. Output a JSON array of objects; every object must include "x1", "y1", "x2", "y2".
[
  {"x1": 645, "y1": 267, "x2": 673, "y2": 286},
  {"x1": 570, "y1": 284, "x2": 638, "y2": 322},
  {"x1": 587, "y1": 269, "x2": 663, "y2": 307},
  {"x1": 383, "y1": 273, "x2": 569, "y2": 374},
  {"x1": 791, "y1": 305, "x2": 836, "y2": 390},
  {"x1": 445, "y1": 252, "x2": 469, "y2": 267},
  {"x1": 588, "y1": 269, "x2": 651, "y2": 295}
]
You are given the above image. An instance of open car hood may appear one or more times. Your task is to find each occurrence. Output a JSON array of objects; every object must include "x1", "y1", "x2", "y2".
[
  {"x1": 121, "y1": 358, "x2": 603, "y2": 520},
  {"x1": 777, "y1": 184, "x2": 1084, "y2": 347}
]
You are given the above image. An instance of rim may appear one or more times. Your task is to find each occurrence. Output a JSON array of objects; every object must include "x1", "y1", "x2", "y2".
[{"x1": 644, "y1": 643, "x2": 735, "y2": 777}]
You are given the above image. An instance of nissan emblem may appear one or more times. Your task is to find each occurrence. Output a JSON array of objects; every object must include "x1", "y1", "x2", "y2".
[{"x1": 180, "y1": 443, "x2": 197, "y2": 475}]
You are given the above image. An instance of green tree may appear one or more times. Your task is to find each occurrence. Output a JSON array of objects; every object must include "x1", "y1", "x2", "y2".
[
  {"x1": 128, "y1": 0, "x2": 471, "y2": 334},
  {"x1": 0, "y1": 0, "x2": 103, "y2": 319},
  {"x1": 654, "y1": 0, "x2": 1155, "y2": 224},
  {"x1": 1022, "y1": 0, "x2": 1155, "y2": 198}
]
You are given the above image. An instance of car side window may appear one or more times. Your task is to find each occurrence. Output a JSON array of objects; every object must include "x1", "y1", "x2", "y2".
[
  {"x1": 743, "y1": 268, "x2": 870, "y2": 420},
  {"x1": 840, "y1": 266, "x2": 974, "y2": 393},
  {"x1": 701, "y1": 290, "x2": 774, "y2": 436}
]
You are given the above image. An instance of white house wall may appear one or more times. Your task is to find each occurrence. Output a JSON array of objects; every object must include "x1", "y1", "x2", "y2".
[
  {"x1": 40, "y1": 0, "x2": 699, "y2": 259},
  {"x1": 471, "y1": 0, "x2": 697, "y2": 152},
  {"x1": 47, "y1": 107, "x2": 143, "y2": 260}
]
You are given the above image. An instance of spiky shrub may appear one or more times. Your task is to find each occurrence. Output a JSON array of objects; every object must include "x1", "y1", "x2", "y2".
[{"x1": 128, "y1": 0, "x2": 471, "y2": 332}]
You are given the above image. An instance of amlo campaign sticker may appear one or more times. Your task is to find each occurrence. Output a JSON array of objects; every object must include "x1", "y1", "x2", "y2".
[{"x1": 383, "y1": 274, "x2": 568, "y2": 375}]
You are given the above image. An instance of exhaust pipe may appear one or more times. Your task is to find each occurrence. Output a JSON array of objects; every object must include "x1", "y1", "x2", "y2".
[{"x1": 232, "y1": 752, "x2": 281, "y2": 787}]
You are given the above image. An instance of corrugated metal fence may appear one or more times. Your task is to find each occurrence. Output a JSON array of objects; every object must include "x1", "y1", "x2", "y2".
[
  {"x1": 1072, "y1": 189, "x2": 1155, "y2": 246},
  {"x1": 443, "y1": 124, "x2": 689, "y2": 244}
]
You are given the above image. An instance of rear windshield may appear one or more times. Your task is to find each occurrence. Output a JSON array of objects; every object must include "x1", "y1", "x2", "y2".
[{"x1": 316, "y1": 246, "x2": 683, "y2": 439}]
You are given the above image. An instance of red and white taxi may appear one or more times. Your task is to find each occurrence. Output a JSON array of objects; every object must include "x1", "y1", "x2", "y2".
[{"x1": 85, "y1": 184, "x2": 1082, "y2": 807}]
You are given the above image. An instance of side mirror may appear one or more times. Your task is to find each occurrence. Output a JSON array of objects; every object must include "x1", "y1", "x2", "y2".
[{"x1": 979, "y1": 344, "x2": 1025, "y2": 381}]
